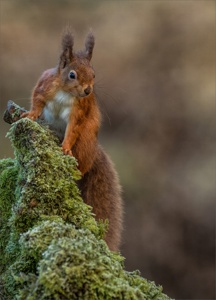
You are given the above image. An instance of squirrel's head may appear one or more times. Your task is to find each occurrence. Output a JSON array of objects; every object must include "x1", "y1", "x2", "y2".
[{"x1": 58, "y1": 30, "x2": 95, "y2": 98}]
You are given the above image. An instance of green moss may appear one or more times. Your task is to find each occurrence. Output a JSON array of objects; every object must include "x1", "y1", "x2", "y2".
[
  {"x1": 0, "y1": 118, "x2": 172, "y2": 300},
  {"x1": 0, "y1": 159, "x2": 18, "y2": 275}
]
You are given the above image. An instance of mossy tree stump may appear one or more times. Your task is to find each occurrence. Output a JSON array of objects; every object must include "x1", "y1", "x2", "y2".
[{"x1": 0, "y1": 101, "x2": 172, "y2": 300}]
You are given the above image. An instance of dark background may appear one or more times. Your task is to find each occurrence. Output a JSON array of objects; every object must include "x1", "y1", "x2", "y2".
[{"x1": 0, "y1": 1, "x2": 215, "y2": 299}]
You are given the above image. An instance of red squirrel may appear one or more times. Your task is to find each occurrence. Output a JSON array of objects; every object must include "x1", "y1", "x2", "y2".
[{"x1": 21, "y1": 29, "x2": 123, "y2": 252}]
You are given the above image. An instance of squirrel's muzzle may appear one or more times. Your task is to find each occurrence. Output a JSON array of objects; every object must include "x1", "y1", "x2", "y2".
[{"x1": 84, "y1": 86, "x2": 92, "y2": 96}]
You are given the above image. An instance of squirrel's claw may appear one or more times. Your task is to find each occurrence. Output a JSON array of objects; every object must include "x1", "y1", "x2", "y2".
[
  {"x1": 62, "y1": 147, "x2": 73, "y2": 156},
  {"x1": 21, "y1": 111, "x2": 39, "y2": 121}
]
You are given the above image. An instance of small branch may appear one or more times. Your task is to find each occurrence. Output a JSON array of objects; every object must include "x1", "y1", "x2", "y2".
[{"x1": 3, "y1": 100, "x2": 27, "y2": 125}]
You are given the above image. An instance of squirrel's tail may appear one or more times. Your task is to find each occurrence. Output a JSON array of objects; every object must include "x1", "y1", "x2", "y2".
[{"x1": 78, "y1": 145, "x2": 123, "y2": 251}]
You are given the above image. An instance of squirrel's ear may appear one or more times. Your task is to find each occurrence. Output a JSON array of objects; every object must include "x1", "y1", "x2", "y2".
[
  {"x1": 59, "y1": 30, "x2": 74, "y2": 69},
  {"x1": 85, "y1": 31, "x2": 95, "y2": 61}
]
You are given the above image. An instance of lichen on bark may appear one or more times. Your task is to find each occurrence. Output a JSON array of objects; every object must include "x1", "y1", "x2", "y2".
[{"x1": 0, "y1": 115, "x2": 172, "y2": 299}]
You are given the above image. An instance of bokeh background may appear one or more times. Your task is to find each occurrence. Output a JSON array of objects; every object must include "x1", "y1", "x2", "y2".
[{"x1": 0, "y1": 1, "x2": 215, "y2": 299}]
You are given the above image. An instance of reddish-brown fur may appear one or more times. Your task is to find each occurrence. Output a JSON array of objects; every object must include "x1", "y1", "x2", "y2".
[{"x1": 21, "y1": 30, "x2": 123, "y2": 251}]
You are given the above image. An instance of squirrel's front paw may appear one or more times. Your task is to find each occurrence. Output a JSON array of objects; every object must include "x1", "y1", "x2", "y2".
[
  {"x1": 62, "y1": 146, "x2": 73, "y2": 156},
  {"x1": 21, "y1": 111, "x2": 39, "y2": 121}
]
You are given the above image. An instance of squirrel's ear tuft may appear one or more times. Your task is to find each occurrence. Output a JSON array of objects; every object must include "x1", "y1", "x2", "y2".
[
  {"x1": 59, "y1": 28, "x2": 74, "y2": 69},
  {"x1": 85, "y1": 31, "x2": 95, "y2": 61}
]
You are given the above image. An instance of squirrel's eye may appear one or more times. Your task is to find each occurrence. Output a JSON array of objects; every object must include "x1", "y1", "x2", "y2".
[{"x1": 68, "y1": 70, "x2": 77, "y2": 80}]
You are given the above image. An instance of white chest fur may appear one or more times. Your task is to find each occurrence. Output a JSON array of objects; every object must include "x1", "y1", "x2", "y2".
[{"x1": 43, "y1": 90, "x2": 75, "y2": 133}]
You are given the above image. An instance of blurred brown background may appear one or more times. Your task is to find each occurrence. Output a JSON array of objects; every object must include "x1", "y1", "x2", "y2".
[{"x1": 0, "y1": 1, "x2": 215, "y2": 299}]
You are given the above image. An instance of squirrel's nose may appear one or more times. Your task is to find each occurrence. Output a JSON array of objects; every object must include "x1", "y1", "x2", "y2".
[{"x1": 84, "y1": 86, "x2": 91, "y2": 95}]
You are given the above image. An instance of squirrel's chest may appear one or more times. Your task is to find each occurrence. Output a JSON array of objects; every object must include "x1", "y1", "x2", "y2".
[{"x1": 43, "y1": 90, "x2": 75, "y2": 124}]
